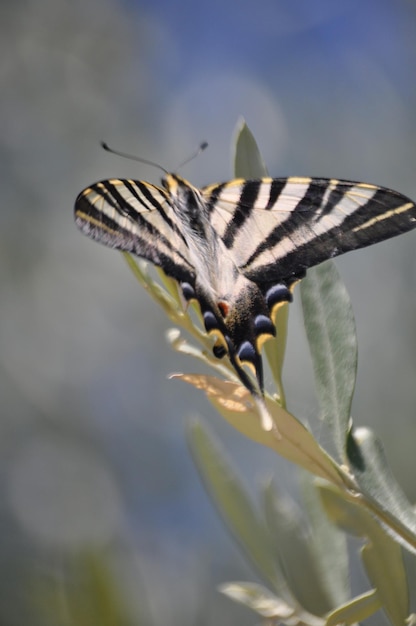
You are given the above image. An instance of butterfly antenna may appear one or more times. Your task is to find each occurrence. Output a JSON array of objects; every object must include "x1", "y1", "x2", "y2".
[
  {"x1": 101, "y1": 141, "x2": 168, "y2": 175},
  {"x1": 177, "y1": 142, "x2": 208, "y2": 170}
]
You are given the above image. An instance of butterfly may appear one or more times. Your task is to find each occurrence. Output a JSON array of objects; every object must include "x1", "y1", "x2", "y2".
[{"x1": 75, "y1": 171, "x2": 416, "y2": 429}]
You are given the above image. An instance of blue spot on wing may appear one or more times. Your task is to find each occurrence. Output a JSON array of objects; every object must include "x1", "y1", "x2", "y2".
[
  {"x1": 254, "y1": 314, "x2": 275, "y2": 336},
  {"x1": 203, "y1": 311, "x2": 218, "y2": 332},
  {"x1": 181, "y1": 282, "x2": 195, "y2": 300},
  {"x1": 265, "y1": 283, "x2": 292, "y2": 308},
  {"x1": 237, "y1": 341, "x2": 256, "y2": 364}
]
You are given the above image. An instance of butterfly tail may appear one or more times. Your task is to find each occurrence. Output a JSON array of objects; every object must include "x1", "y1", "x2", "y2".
[{"x1": 226, "y1": 344, "x2": 276, "y2": 432}]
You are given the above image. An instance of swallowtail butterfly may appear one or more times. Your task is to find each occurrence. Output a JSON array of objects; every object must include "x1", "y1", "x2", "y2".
[{"x1": 75, "y1": 169, "x2": 416, "y2": 429}]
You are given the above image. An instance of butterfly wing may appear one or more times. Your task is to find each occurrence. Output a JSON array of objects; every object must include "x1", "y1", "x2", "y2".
[
  {"x1": 203, "y1": 176, "x2": 416, "y2": 284},
  {"x1": 75, "y1": 174, "x2": 416, "y2": 410},
  {"x1": 74, "y1": 175, "x2": 272, "y2": 419},
  {"x1": 75, "y1": 178, "x2": 196, "y2": 284},
  {"x1": 201, "y1": 177, "x2": 416, "y2": 388}
]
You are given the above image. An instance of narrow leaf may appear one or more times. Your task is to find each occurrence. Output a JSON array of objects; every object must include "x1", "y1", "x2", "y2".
[
  {"x1": 220, "y1": 581, "x2": 324, "y2": 626},
  {"x1": 317, "y1": 482, "x2": 371, "y2": 537},
  {"x1": 219, "y1": 582, "x2": 294, "y2": 619},
  {"x1": 325, "y1": 589, "x2": 381, "y2": 626},
  {"x1": 187, "y1": 419, "x2": 288, "y2": 595},
  {"x1": 123, "y1": 254, "x2": 181, "y2": 321},
  {"x1": 347, "y1": 427, "x2": 416, "y2": 554},
  {"x1": 361, "y1": 541, "x2": 408, "y2": 626},
  {"x1": 317, "y1": 481, "x2": 409, "y2": 626},
  {"x1": 300, "y1": 260, "x2": 357, "y2": 459},
  {"x1": 36, "y1": 550, "x2": 148, "y2": 626},
  {"x1": 300, "y1": 473, "x2": 349, "y2": 608},
  {"x1": 178, "y1": 374, "x2": 344, "y2": 487},
  {"x1": 233, "y1": 117, "x2": 268, "y2": 179},
  {"x1": 263, "y1": 482, "x2": 336, "y2": 616},
  {"x1": 166, "y1": 329, "x2": 239, "y2": 382},
  {"x1": 263, "y1": 303, "x2": 289, "y2": 407}
]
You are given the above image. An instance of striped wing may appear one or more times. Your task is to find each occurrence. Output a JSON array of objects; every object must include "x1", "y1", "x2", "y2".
[
  {"x1": 75, "y1": 178, "x2": 195, "y2": 284},
  {"x1": 203, "y1": 177, "x2": 416, "y2": 286},
  {"x1": 75, "y1": 173, "x2": 416, "y2": 428}
]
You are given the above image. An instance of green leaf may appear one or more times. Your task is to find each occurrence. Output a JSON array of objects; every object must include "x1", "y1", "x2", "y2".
[
  {"x1": 317, "y1": 481, "x2": 374, "y2": 538},
  {"x1": 263, "y1": 481, "x2": 336, "y2": 616},
  {"x1": 361, "y1": 541, "x2": 408, "y2": 626},
  {"x1": 300, "y1": 473, "x2": 349, "y2": 609},
  {"x1": 325, "y1": 589, "x2": 381, "y2": 626},
  {"x1": 219, "y1": 582, "x2": 295, "y2": 619},
  {"x1": 220, "y1": 581, "x2": 325, "y2": 626},
  {"x1": 263, "y1": 302, "x2": 289, "y2": 407},
  {"x1": 35, "y1": 550, "x2": 144, "y2": 626},
  {"x1": 179, "y1": 375, "x2": 344, "y2": 487},
  {"x1": 123, "y1": 254, "x2": 181, "y2": 321},
  {"x1": 300, "y1": 260, "x2": 357, "y2": 459},
  {"x1": 187, "y1": 418, "x2": 291, "y2": 598},
  {"x1": 166, "y1": 329, "x2": 239, "y2": 382},
  {"x1": 347, "y1": 427, "x2": 416, "y2": 555},
  {"x1": 317, "y1": 481, "x2": 409, "y2": 626},
  {"x1": 233, "y1": 117, "x2": 268, "y2": 178}
]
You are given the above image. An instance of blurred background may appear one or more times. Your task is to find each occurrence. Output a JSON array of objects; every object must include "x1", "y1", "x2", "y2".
[{"x1": 2, "y1": 0, "x2": 416, "y2": 623}]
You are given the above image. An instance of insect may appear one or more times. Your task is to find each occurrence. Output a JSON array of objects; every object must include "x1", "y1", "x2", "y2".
[{"x1": 75, "y1": 158, "x2": 416, "y2": 430}]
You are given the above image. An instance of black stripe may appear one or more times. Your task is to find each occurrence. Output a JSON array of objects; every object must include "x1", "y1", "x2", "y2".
[
  {"x1": 125, "y1": 180, "x2": 165, "y2": 212},
  {"x1": 76, "y1": 200, "x2": 195, "y2": 283},
  {"x1": 222, "y1": 181, "x2": 261, "y2": 249},
  {"x1": 98, "y1": 181, "x2": 174, "y2": 244},
  {"x1": 122, "y1": 180, "x2": 188, "y2": 247},
  {"x1": 247, "y1": 188, "x2": 416, "y2": 284},
  {"x1": 99, "y1": 180, "x2": 151, "y2": 221},
  {"x1": 76, "y1": 193, "x2": 123, "y2": 233},
  {"x1": 205, "y1": 183, "x2": 227, "y2": 214},
  {"x1": 265, "y1": 178, "x2": 287, "y2": 210},
  {"x1": 83, "y1": 182, "x2": 192, "y2": 266},
  {"x1": 133, "y1": 181, "x2": 168, "y2": 210},
  {"x1": 242, "y1": 180, "x2": 329, "y2": 269},
  {"x1": 315, "y1": 181, "x2": 347, "y2": 220},
  {"x1": 336, "y1": 187, "x2": 412, "y2": 231}
]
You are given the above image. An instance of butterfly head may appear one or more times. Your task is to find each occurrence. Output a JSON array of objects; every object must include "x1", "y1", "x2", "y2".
[
  {"x1": 162, "y1": 174, "x2": 204, "y2": 219},
  {"x1": 162, "y1": 173, "x2": 198, "y2": 194}
]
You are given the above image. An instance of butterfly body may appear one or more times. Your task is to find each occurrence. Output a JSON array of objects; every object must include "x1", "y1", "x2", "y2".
[
  {"x1": 165, "y1": 175, "x2": 239, "y2": 304},
  {"x1": 75, "y1": 172, "x2": 416, "y2": 427}
]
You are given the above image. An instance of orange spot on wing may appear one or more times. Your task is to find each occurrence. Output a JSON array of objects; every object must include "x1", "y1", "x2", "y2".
[{"x1": 217, "y1": 301, "x2": 230, "y2": 318}]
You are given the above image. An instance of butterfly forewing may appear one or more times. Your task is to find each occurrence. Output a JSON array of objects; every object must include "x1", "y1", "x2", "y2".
[
  {"x1": 75, "y1": 178, "x2": 195, "y2": 284},
  {"x1": 202, "y1": 177, "x2": 416, "y2": 283}
]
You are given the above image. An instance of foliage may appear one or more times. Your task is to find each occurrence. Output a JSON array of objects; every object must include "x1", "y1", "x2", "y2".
[
  {"x1": 34, "y1": 551, "x2": 144, "y2": 626},
  {"x1": 122, "y1": 119, "x2": 416, "y2": 625}
]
